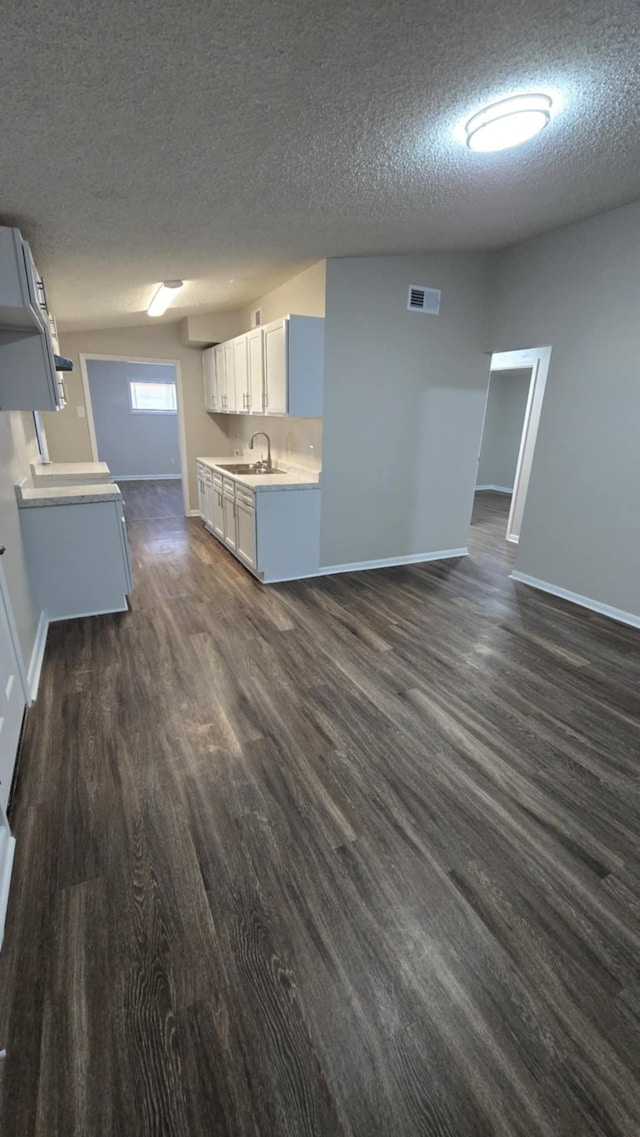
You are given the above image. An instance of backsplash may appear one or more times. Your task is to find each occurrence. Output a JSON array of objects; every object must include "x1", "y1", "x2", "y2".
[{"x1": 216, "y1": 415, "x2": 322, "y2": 474}]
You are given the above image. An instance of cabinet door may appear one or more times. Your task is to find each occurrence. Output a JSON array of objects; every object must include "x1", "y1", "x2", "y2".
[
  {"x1": 197, "y1": 468, "x2": 207, "y2": 519},
  {"x1": 233, "y1": 336, "x2": 250, "y2": 413},
  {"x1": 223, "y1": 342, "x2": 237, "y2": 413},
  {"x1": 236, "y1": 498, "x2": 257, "y2": 568},
  {"x1": 263, "y1": 319, "x2": 288, "y2": 415},
  {"x1": 205, "y1": 478, "x2": 215, "y2": 527},
  {"x1": 222, "y1": 489, "x2": 237, "y2": 551},
  {"x1": 214, "y1": 344, "x2": 226, "y2": 411},
  {"x1": 202, "y1": 347, "x2": 216, "y2": 412},
  {"x1": 211, "y1": 481, "x2": 224, "y2": 540},
  {"x1": 246, "y1": 328, "x2": 264, "y2": 413}
]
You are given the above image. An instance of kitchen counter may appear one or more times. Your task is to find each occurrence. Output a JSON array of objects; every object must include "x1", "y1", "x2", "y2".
[
  {"x1": 15, "y1": 480, "x2": 123, "y2": 509},
  {"x1": 197, "y1": 457, "x2": 320, "y2": 492},
  {"x1": 30, "y1": 460, "x2": 112, "y2": 485}
]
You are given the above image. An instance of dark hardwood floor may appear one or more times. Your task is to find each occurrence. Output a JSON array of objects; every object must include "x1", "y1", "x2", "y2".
[
  {"x1": 1, "y1": 491, "x2": 639, "y2": 1136},
  {"x1": 118, "y1": 477, "x2": 184, "y2": 521}
]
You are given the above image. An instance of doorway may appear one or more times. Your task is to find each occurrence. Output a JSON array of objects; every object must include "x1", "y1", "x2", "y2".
[
  {"x1": 473, "y1": 345, "x2": 552, "y2": 548},
  {"x1": 79, "y1": 353, "x2": 189, "y2": 518}
]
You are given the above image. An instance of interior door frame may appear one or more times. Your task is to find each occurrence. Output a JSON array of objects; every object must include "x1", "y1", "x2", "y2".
[
  {"x1": 79, "y1": 352, "x2": 190, "y2": 517},
  {"x1": 489, "y1": 345, "x2": 552, "y2": 544}
]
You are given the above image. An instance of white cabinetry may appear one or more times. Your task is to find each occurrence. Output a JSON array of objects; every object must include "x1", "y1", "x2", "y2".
[
  {"x1": 0, "y1": 226, "x2": 67, "y2": 411},
  {"x1": 246, "y1": 327, "x2": 265, "y2": 414},
  {"x1": 263, "y1": 319, "x2": 288, "y2": 415},
  {"x1": 223, "y1": 341, "x2": 237, "y2": 412},
  {"x1": 211, "y1": 474, "x2": 224, "y2": 540},
  {"x1": 201, "y1": 315, "x2": 323, "y2": 418},
  {"x1": 202, "y1": 347, "x2": 217, "y2": 412},
  {"x1": 222, "y1": 481, "x2": 237, "y2": 551},
  {"x1": 195, "y1": 460, "x2": 321, "y2": 582},
  {"x1": 235, "y1": 485, "x2": 257, "y2": 569},
  {"x1": 19, "y1": 496, "x2": 133, "y2": 620}
]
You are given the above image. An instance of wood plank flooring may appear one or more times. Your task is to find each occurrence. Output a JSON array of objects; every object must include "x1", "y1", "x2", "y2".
[
  {"x1": 118, "y1": 477, "x2": 184, "y2": 521},
  {"x1": 1, "y1": 490, "x2": 639, "y2": 1136}
]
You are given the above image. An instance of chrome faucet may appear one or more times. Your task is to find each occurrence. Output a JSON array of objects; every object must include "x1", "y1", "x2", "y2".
[{"x1": 249, "y1": 431, "x2": 272, "y2": 471}]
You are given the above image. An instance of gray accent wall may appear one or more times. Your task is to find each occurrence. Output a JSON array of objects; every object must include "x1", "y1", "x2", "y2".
[
  {"x1": 87, "y1": 359, "x2": 180, "y2": 478},
  {"x1": 320, "y1": 254, "x2": 491, "y2": 566},
  {"x1": 477, "y1": 369, "x2": 531, "y2": 491},
  {"x1": 491, "y1": 198, "x2": 640, "y2": 619}
]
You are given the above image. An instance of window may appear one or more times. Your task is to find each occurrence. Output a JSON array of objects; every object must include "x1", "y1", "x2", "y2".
[{"x1": 129, "y1": 379, "x2": 177, "y2": 414}]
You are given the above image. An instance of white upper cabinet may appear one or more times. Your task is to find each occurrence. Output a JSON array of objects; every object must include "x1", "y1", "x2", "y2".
[
  {"x1": 201, "y1": 315, "x2": 324, "y2": 418},
  {"x1": 246, "y1": 327, "x2": 264, "y2": 414},
  {"x1": 263, "y1": 319, "x2": 288, "y2": 415},
  {"x1": 233, "y1": 335, "x2": 250, "y2": 413},
  {"x1": 223, "y1": 340, "x2": 237, "y2": 412},
  {"x1": 202, "y1": 346, "x2": 217, "y2": 412},
  {"x1": 0, "y1": 226, "x2": 67, "y2": 411}
]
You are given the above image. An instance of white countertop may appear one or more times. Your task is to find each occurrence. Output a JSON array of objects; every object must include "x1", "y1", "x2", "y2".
[
  {"x1": 16, "y1": 481, "x2": 123, "y2": 508},
  {"x1": 197, "y1": 457, "x2": 320, "y2": 492},
  {"x1": 30, "y1": 461, "x2": 112, "y2": 484}
]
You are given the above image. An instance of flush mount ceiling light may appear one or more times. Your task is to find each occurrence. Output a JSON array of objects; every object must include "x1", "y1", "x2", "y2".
[
  {"x1": 147, "y1": 280, "x2": 183, "y2": 317},
  {"x1": 464, "y1": 93, "x2": 553, "y2": 152}
]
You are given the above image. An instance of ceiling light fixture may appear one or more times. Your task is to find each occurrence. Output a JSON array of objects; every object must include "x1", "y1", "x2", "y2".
[
  {"x1": 464, "y1": 93, "x2": 553, "y2": 152},
  {"x1": 147, "y1": 280, "x2": 184, "y2": 317}
]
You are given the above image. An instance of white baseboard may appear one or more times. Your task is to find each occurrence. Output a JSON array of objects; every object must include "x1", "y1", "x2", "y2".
[
  {"x1": 510, "y1": 571, "x2": 640, "y2": 629},
  {"x1": 187, "y1": 509, "x2": 201, "y2": 518},
  {"x1": 317, "y1": 548, "x2": 468, "y2": 578},
  {"x1": 113, "y1": 474, "x2": 181, "y2": 482},
  {"x1": 0, "y1": 827, "x2": 16, "y2": 952},
  {"x1": 47, "y1": 602, "x2": 129, "y2": 624},
  {"x1": 475, "y1": 485, "x2": 513, "y2": 494},
  {"x1": 27, "y1": 611, "x2": 49, "y2": 704}
]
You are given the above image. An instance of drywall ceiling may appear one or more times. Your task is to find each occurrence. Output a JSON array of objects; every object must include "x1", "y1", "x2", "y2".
[{"x1": 1, "y1": 0, "x2": 639, "y2": 330}]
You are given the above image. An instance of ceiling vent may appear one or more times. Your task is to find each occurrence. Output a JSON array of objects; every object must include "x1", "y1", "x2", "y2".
[
  {"x1": 251, "y1": 307, "x2": 262, "y2": 328},
  {"x1": 407, "y1": 285, "x2": 441, "y2": 315}
]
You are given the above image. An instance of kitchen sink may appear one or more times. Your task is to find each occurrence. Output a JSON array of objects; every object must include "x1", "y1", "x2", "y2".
[{"x1": 217, "y1": 463, "x2": 286, "y2": 475}]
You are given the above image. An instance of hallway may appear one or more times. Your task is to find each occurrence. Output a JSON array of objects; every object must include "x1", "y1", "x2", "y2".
[{"x1": 1, "y1": 494, "x2": 639, "y2": 1136}]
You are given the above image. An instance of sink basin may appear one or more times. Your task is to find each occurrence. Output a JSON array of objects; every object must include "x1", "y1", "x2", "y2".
[{"x1": 217, "y1": 463, "x2": 286, "y2": 476}]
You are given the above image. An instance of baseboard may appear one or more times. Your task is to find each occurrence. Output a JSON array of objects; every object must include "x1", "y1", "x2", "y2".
[
  {"x1": 27, "y1": 611, "x2": 49, "y2": 704},
  {"x1": 510, "y1": 571, "x2": 640, "y2": 629},
  {"x1": 187, "y1": 509, "x2": 201, "y2": 518},
  {"x1": 0, "y1": 828, "x2": 16, "y2": 952},
  {"x1": 113, "y1": 474, "x2": 181, "y2": 482},
  {"x1": 317, "y1": 548, "x2": 468, "y2": 578},
  {"x1": 475, "y1": 485, "x2": 513, "y2": 494}
]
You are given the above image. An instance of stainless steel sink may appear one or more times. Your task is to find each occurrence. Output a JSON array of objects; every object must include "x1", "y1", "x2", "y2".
[{"x1": 216, "y1": 463, "x2": 286, "y2": 476}]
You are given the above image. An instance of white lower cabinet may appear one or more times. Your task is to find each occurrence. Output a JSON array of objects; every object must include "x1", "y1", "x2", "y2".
[
  {"x1": 222, "y1": 482, "x2": 237, "y2": 552},
  {"x1": 211, "y1": 475, "x2": 224, "y2": 540},
  {"x1": 196, "y1": 461, "x2": 321, "y2": 582},
  {"x1": 197, "y1": 463, "x2": 207, "y2": 519},
  {"x1": 18, "y1": 496, "x2": 133, "y2": 620},
  {"x1": 235, "y1": 488, "x2": 257, "y2": 569}
]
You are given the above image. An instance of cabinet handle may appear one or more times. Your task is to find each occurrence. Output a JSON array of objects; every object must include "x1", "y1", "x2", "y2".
[{"x1": 0, "y1": 545, "x2": 5, "y2": 555}]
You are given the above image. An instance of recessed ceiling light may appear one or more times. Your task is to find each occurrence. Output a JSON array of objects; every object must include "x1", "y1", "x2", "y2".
[
  {"x1": 147, "y1": 280, "x2": 183, "y2": 317},
  {"x1": 464, "y1": 93, "x2": 553, "y2": 152}
]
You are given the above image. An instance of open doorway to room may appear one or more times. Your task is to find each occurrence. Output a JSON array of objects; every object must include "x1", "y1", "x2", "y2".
[
  {"x1": 80, "y1": 354, "x2": 189, "y2": 521},
  {"x1": 471, "y1": 345, "x2": 552, "y2": 558}
]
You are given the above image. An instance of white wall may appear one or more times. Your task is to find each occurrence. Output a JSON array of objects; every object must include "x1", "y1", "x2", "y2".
[
  {"x1": 491, "y1": 198, "x2": 640, "y2": 620},
  {"x1": 87, "y1": 359, "x2": 180, "y2": 478},
  {"x1": 0, "y1": 412, "x2": 42, "y2": 667},
  {"x1": 240, "y1": 261, "x2": 326, "y2": 331},
  {"x1": 213, "y1": 415, "x2": 322, "y2": 474},
  {"x1": 477, "y1": 369, "x2": 531, "y2": 491},
  {"x1": 320, "y1": 254, "x2": 491, "y2": 567}
]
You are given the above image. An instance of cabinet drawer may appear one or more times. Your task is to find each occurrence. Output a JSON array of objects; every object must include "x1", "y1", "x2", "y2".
[
  {"x1": 236, "y1": 485, "x2": 255, "y2": 508},
  {"x1": 212, "y1": 472, "x2": 223, "y2": 490}
]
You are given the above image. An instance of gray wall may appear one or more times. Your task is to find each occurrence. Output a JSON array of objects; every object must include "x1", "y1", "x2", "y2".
[
  {"x1": 491, "y1": 198, "x2": 640, "y2": 619},
  {"x1": 87, "y1": 359, "x2": 180, "y2": 478},
  {"x1": 320, "y1": 254, "x2": 491, "y2": 566},
  {"x1": 477, "y1": 369, "x2": 531, "y2": 490}
]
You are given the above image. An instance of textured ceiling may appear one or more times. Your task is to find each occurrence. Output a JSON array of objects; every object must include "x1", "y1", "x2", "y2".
[{"x1": 1, "y1": 0, "x2": 639, "y2": 330}]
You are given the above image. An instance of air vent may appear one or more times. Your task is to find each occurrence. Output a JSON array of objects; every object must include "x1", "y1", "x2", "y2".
[
  {"x1": 407, "y1": 285, "x2": 441, "y2": 314},
  {"x1": 251, "y1": 307, "x2": 262, "y2": 328}
]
